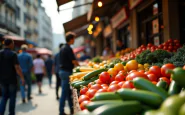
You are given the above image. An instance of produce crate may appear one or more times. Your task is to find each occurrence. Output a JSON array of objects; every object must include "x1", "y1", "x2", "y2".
[{"x1": 72, "y1": 88, "x2": 81, "y2": 113}]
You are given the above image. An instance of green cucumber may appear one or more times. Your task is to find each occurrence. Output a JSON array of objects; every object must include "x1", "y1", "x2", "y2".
[
  {"x1": 83, "y1": 68, "x2": 106, "y2": 81},
  {"x1": 116, "y1": 89, "x2": 163, "y2": 107},
  {"x1": 168, "y1": 80, "x2": 182, "y2": 95},
  {"x1": 74, "y1": 76, "x2": 98, "y2": 89},
  {"x1": 85, "y1": 100, "x2": 123, "y2": 112},
  {"x1": 156, "y1": 80, "x2": 168, "y2": 90},
  {"x1": 92, "y1": 101, "x2": 142, "y2": 115},
  {"x1": 71, "y1": 80, "x2": 81, "y2": 87},
  {"x1": 133, "y1": 77, "x2": 169, "y2": 100},
  {"x1": 91, "y1": 92, "x2": 121, "y2": 101}
]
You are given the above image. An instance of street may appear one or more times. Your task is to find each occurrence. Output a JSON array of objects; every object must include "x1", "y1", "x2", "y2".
[{"x1": 4, "y1": 76, "x2": 70, "y2": 115}]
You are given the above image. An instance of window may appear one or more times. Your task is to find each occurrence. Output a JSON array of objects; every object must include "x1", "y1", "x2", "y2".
[{"x1": 16, "y1": 6, "x2": 20, "y2": 20}]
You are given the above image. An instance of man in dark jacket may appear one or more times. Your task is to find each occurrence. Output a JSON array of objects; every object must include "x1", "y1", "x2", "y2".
[
  {"x1": 59, "y1": 32, "x2": 79, "y2": 115},
  {"x1": 0, "y1": 39, "x2": 25, "y2": 115}
]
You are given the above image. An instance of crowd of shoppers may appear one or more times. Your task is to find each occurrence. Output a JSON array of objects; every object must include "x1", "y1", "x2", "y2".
[{"x1": 0, "y1": 32, "x2": 80, "y2": 115}]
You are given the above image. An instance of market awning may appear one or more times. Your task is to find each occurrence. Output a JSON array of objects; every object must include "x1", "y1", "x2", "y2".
[
  {"x1": 3, "y1": 35, "x2": 26, "y2": 46},
  {"x1": 63, "y1": 13, "x2": 89, "y2": 37},
  {"x1": 25, "y1": 39, "x2": 38, "y2": 47},
  {"x1": 26, "y1": 48, "x2": 52, "y2": 55},
  {"x1": 87, "y1": 0, "x2": 125, "y2": 21},
  {"x1": 73, "y1": 46, "x2": 85, "y2": 53}
]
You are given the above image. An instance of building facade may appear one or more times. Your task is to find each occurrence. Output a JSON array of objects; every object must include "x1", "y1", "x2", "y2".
[{"x1": 38, "y1": 6, "x2": 53, "y2": 50}]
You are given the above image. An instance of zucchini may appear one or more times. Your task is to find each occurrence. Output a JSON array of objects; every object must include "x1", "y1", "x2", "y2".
[
  {"x1": 156, "y1": 80, "x2": 168, "y2": 90},
  {"x1": 73, "y1": 76, "x2": 98, "y2": 89},
  {"x1": 168, "y1": 80, "x2": 182, "y2": 95},
  {"x1": 133, "y1": 77, "x2": 169, "y2": 100},
  {"x1": 91, "y1": 92, "x2": 121, "y2": 101},
  {"x1": 85, "y1": 100, "x2": 123, "y2": 112},
  {"x1": 92, "y1": 101, "x2": 142, "y2": 115},
  {"x1": 71, "y1": 80, "x2": 81, "y2": 86},
  {"x1": 116, "y1": 89, "x2": 163, "y2": 107},
  {"x1": 83, "y1": 68, "x2": 106, "y2": 81}
]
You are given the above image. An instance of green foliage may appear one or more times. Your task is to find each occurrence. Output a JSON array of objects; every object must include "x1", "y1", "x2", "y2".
[
  {"x1": 163, "y1": 45, "x2": 185, "y2": 67},
  {"x1": 92, "y1": 56, "x2": 102, "y2": 63},
  {"x1": 136, "y1": 50, "x2": 151, "y2": 64}
]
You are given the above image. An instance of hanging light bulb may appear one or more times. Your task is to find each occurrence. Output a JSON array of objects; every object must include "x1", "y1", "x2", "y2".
[
  {"x1": 88, "y1": 31, "x2": 93, "y2": 35},
  {"x1": 95, "y1": 16, "x2": 100, "y2": 22},
  {"x1": 98, "y1": 1, "x2": 103, "y2": 7},
  {"x1": 89, "y1": 24, "x2": 93, "y2": 29}
]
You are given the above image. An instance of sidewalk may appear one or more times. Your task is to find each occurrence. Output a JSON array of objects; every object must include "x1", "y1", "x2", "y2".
[{"x1": 4, "y1": 76, "x2": 70, "y2": 115}]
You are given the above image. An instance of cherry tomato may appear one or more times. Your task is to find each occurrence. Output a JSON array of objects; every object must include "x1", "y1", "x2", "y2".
[
  {"x1": 78, "y1": 95, "x2": 90, "y2": 104},
  {"x1": 91, "y1": 84, "x2": 102, "y2": 90},
  {"x1": 148, "y1": 66, "x2": 161, "y2": 78},
  {"x1": 99, "y1": 72, "x2": 111, "y2": 84},
  {"x1": 115, "y1": 73, "x2": 126, "y2": 81},
  {"x1": 97, "y1": 88, "x2": 107, "y2": 93},
  {"x1": 147, "y1": 74, "x2": 158, "y2": 82},
  {"x1": 118, "y1": 70, "x2": 127, "y2": 76},
  {"x1": 110, "y1": 81, "x2": 119, "y2": 85},
  {"x1": 138, "y1": 70, "x2": 145, "y2": 73},
  {"x1": 80, "y1": 87, "x2": 88, "y2": 95},
  {"x1": 159, "y1": 77, "x2": 170, "y2": 85},
  {"x1": 95, "y1": 79, "x2": 103, "y2": 84},
  {"x1": 108, "y1": 84, "x2": 120, "y2": 92},
  {"x1": 108, "y1": 68, "x2": 118, "y2": 77},
  {"x1": 161, "y1": 63, "x2": 175, "y2": 77},
  {"x1": 86, "y1": 89, "x2": 97, "y2": 99},
  {"x1": 126, "y1": 72, "x2": 148, "y2": 81},
  {"x1": 118, "y1": 81, "x2": 125, "y2": 88},
  {"x1": 88, "y1": 82, "x2": 95, "y2": 88},
  {"x1": 80, "y1": 101, "x2": 90, "y2": 110},
  {"x1": 122, "y1": 81, "x2": 134, "y2": 89}
]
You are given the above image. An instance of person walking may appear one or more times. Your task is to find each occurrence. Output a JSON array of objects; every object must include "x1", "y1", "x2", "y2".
[
  {"x1": 45, "y1": 55, "x2": 54, "y2": 87},
  {"x1": 33, "y1": 54, "x2": 45, "y2": 94},
  {"x1": 0, "y1": 39, "x2": 25, "y2": 115},
  {"x1": 18, "y1": 44, "x2": 33, "y2": 103},
  {"x1": 59, "y1": 32, "x2": 79, "y2": 115},
  {"x1": 54, "y1": 43, "x2": 63, "y2": 100}
]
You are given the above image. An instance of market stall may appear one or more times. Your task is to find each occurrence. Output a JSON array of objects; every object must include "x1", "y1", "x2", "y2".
[{"x1": 69, "y1": 39, "x2": 185, "y2": 115}]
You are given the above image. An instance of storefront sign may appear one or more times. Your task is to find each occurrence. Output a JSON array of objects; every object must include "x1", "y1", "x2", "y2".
[
  {"x1": 111, "y1": 7, "x2": 128, "y2": 29},
  {"x1": 154, "y1": 36, "x2": 160, "y2": 46},
  {"x1": 128, "y1": 0, "x2": 142, "y2": 10},
  {"x1": 152, "y1": 19, "x2": 159, "y2": 34},
  {"x1": 103, "y1": 25, "x2": 112, "y2": 38}
]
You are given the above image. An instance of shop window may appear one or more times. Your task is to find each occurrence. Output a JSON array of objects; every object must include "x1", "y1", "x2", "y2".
[
  {"x1": 138, "y1": 0, "x2": 163, "y2": 46},
  {"x1": 118, "y1": 24, "x2": 130, "y2": 48},
  {"x1": 16, "y1": 6, "x2": 20, "y2": 20}
]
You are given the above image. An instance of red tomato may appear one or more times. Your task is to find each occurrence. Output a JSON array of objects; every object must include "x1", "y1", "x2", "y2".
[
  {"x1": 122, "y1": 81, "x2": 134, "y2": 89},
  {"x1": 101, "y1": 84, "x2": 108, "y2": 87},
  {"x1": 80, "y1": 101, "x2": 90, "y2": 110},
  {"x1": 99, "y1": 72, "x2": 111, "y2": 84},
  {"x1": 144, "y1": 71, "x2": 150, "y2": 75},
  {"x1": 108, "y1": 84, "x2": 120, "y2": 92},
  {"x1": 147, "y1": 43, "x2": 153, "y2": 47},
  {"x1": 78, "y1": 95, "x2": 90, "y2": 104},
  {"x1": 86, "y1": 89, "x2": 97, "y2": 98},
  {"x1": 159, "y1": 77, "x2": 170, "y2": 85},
  {"x1": 80, "y1": 87, "x2": 88, "y2": 95},
  {"x1": 110, "y1": 81, "x2": 119, "y2": 85},
  {"x1": 110, "y1": 76, "x2": 116, "y2": 82},
  {"x1": 128, "y1": 70, "x2": 137, "y2": 74},
  {"x1": 163, "y1": 46, "x2": 168, "y2": 50},
  {"x1": 88, "y1": 82, "x2": 95, "y2": 88},
  {"x1": 161, "y1": 63, "x2": 175, "y2": 77},
  {"x1": 91, "y1": 84, "x2": 102, "y2": 90},
  {"x1": 158, "y1": 45, "x2": 163, "y2": 49},
  {"x1": 126, "y1": 72, "x2": 148, "y2": 81},
  {"x1": 138, "y1": 70, "x2": 145, "y2": 73},
  {"x1": 147, "y1": 74, "x2": 158, "y2": 82},
  {"x1": 148, "y1": 66, "x2": 161, "y2": 78},
  {"x1": 118, "y1": 81, "x2": 125, "y2": 87},
  {"x1": 97, "y1": 88, "x2": 107, "y2": 93},
  {"x1": 167, "y1": 39, "x2": 173, "y2": 43},
  {"x1": 174, "y1": 39, "x2": 180, "y2": 43},
  {"x1": 115, "y1": 73, "x2": 126, "y2": 81},
  {"x1": 168, "y1": 46, "x2": 173, "y2": 51},
  {"x1": 95, "y1": 79, "x2": 103, "y2": 84},
  {"x1": 152, "y1": 81, "x2": 157, "y2": 85},
  {"x1": 118, "y1": 70, "x2": 127, "y2": 76}
]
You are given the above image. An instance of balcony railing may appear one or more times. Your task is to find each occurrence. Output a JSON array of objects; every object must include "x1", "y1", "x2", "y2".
[
  {"x1": 7, "y1": 20, "x2": 17, "y2": 33},
  {"x1": 5, "y1": 0, "x2": 16, "y2": 10},
  {"x1": 0, "y1": 15, "x2": 6, "y2": 27},
  {"x1": 0, "y1": 15, "x2": 17, "y2": 33}
]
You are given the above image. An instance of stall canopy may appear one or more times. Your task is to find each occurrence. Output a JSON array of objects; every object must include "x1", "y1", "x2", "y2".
[
  {"x1": 27, "y1": 48, "x2": 52, "y2": 55},
  {"x1": 73, "y1": 46, "x2": 85, "y2": 54},
  {"x1": 63, "y1": 13, "x2": 89, "y2": 37},
  {"x1": 87, "y1": 0, "x2": 125, "y2": 21},
  {"x1": 25, "y1": 39, "x2": 38, "y2": 47},
  {"x1": 3, "y1": 35, "x2": 26, "y2": 46}
]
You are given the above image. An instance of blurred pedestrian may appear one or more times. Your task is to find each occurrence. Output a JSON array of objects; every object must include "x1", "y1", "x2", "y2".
[
  {"x1": 0, "y1": 39, "x2": 25, "y2": 115},
  {"x1": 102, "y1": 46, "x2": 110, "y2": 60},
  {"x1": 59, "y1": 32, "x2": 79, "y2": 115},
  {"x1": 79, "y1": 50, "x2": 91, "y2": 61},
  {"x1": 54, "y1": 43, "x2": 63, "y2": 100},
  {"x1": 18, "y1": 44, "x2": 33, "y2": 103},
  {"x1": 45, "y1": 55, "x2": 54, "y2": 87},
  {"x1": 116, "y1": 39, "x2": 125, "y2": 51},
  {"x1": 33, "y1": 54, "x2": 46, "y2": 94}
]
